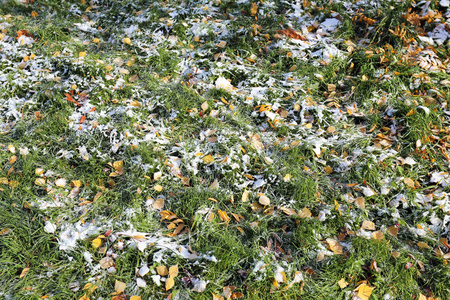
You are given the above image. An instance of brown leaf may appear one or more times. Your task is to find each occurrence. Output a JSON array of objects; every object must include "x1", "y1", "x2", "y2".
[
  {"x1": 355, "y1": 197, "x2": 365, "y2": 209},
  {"x1": 152, "y1": 198, "x2": 164, "y2": 210},
  {"x1": 276, "y1": 28, "x2": 306, "y2": 41},
  {"x1": 218, "y1": 210, "x2": 230, "y2": 223},
  {"x1": 298, "y1": 207, "x2": 312, "y2": 218},
  {"x1": 99, "y1": 257, "x2": 114, "y2": 269},
  {"x1": 387, "y1": 225, "x2": 398, "y2": 237}
]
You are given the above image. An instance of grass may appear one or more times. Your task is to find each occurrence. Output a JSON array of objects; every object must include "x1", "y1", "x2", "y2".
[{"x1": 1, "y1": 0, "x2": 450, "y2": 299}]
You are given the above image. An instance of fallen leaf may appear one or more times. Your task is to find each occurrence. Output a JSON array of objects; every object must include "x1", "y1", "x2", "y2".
[
  {"x1": 123, "y1": 37, "x2": 132, "y2": 45},
  {"x1": 355, "y1": 197, "x2": 365, "y2": 209},
  {"x1": 201, "y1": 101, "x2": 209, "y2": 111},
  {"x1": 92, "y1": 238, "x2": 102, "y2": 249},
  {"x1": 202, "y1": 155, "x2": 214, "y2": 164},
  {"x1": 157, "y1": 265, "x2": 169, "y2": 276},
  {"x1": 298, "y1": 207, "x2": 312, "y2": 218},
  {"x1": 354, "y1": 283, "x2": 375, "y2": 300},
  {"x1": 31, "y1": 11, "x2": 38, "y2": 17},
  {"x1": 387, "y1": 225, "x2": 398, "y2": 237},
  {"x1": 8, "y1": 144, "x2": 15, "y2": 153},
  {"x1": 154, "y1": 185, "x2": 163, "y2": 192},
  {"x1": 280, "y1": 207, "x2": 296, "y2": 216},
  {"x1": 165, "y1": 277, "x2": 174, "y2": 291},
  {"x1": 326, "y1": 238, "x2": 343, "y2": 255},
  {"x1": 152, "y1": 198, "x2": 164, "y2": 210},
  {"x1": 250, "y1": 3, "x2": 258, "y2": 16},
  {"x1": 361, "y1": 220, "x2": 375, "y2": 230},
  {"x1": 212, "y1": 293, "x2": 224, "y2": 300},
  {"x1": 242, "y1": 190, "x2": 249, "y2": 202},
  {"x1": 324, "y1": 166, "x2": 333, "y2": 174},
  {"x1": 276, "y1": 28, "x2": 306, "y2": 41},
  {"x1": 35, "y1": 178, "x2": 46, "y2": 187},
  {"x1": 169, "y1": 265, "x2": 178, "y2": 278},
  {"x1": 372, "y1": 231, "x2": 384, "y2": 240},
  {"x1": 19, "y1": 267, "x2": 30, "y2": 278},
  {"x1": 283, "y1": 174, "x2": 291, "y2": 182},
  {"x1": 115, "y1": 280, "x2": 126, "y2": 293},
  {"x1": 259, "y1": 195, "x2": 270, "y2": 206},
  {"x1": 218, "y1": 210, "x2": 230, "y2": 223},
  {"x1": 404, "y1": 177, "x2": 415, "y2": 188},
  {"x1": 8, "y1": 155, "x2": 17, "y2": 164},
  {"x1": 338, "y1": 278, "x2": 348, "y2": 289},
  {"x1": 417, "y1": 242, "x2": 429, "y2": 250},
  {"x1": 0, "y1": 228, "x2": 12, "y2": 235},
  {"x1": 130, "y1": 296, "x2": 141, "y2": 300},
  {"x1": 99, "y1": 257, "x2": 114, "y2": 269}
]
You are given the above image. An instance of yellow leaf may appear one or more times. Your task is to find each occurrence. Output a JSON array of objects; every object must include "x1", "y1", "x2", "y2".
[
  {"x1": 92, "y1": 238, "x2": 102, "y2": 249},
  {"x1": 361, "y1": 220, "x2": 375, "y2": 231},
  {"x1": 418, "y1": 293, "x2": 427, "y2": 300},
  {"x1": 93, "y1": 191, "x2": 102, "y2": 202},
  {"x1": 31, "y1": 11, "x2": 38, "y2": 17},
  {"x1": 165, "y1": 277, "x2": 174, "y2": 291},
  {"x1": 417, "y1": 242, "x2": 429, "y2": 250},
  {"x1": 403, "y1": 177, "x2": 415, "y2": 188},
  {"x1": 201, "y1": 101, "x2": 209, "y2": 111},
  {"x1": 8, "y1": 155, "x2": 17, "y2": 164},
  {"x1": 283, "y1": 174, "x2": 291, "y2": 182},
  {"x1": 129, "y1": 75, "x2": 139, "y2": 83},
  {"x1": 130, "y1": 297, "x2": 141, "y2": 300},
  {"x1": 129, "y1": 100, "x2": 141, "y2": 107},
  {"x1": 79, "y1": 52, "x2": 86, "y2": 58},
  {"x1": 113, "y1": 161, "x2": 123, "y2": 172},
  {"x1": 0, "y1": 178, "x2": 8, "y2": 185},
  {"x1": 19, "y1": 267, "x2": 30, "y2": 278},
  {"x1": 372, "y1": 230, "x2": 384, "y2": 240},
  {"x1": 250, "y1": 3, "x2": 258, "y2": 16},
  {"x1": 115, "y1": 280, "x2": 126, "y2": 293},
  {"x1": 169, "y1": 265, "x2": 178, "y2": 278},
  {"x1": 8, "y1": 144, "x2": 15, "y2": 153},
  {"x1": 123, "y1": 37, "x2": 132, "y2": 45},
  {"x1": 93, "y1": 38, "x2": 100, "y2": 43},
  {"x1": 218, "y1": 210, "x2": 230, "y2": 223},
  {"x1": 0, "y1": 228, "x2": 12, "y2": 235},
  {"x1": 212, "y1": 293, "x2": 224, "y2": 300},
  {"x1": 338, "y1": 278, "x2": 348, "y2": 289},
  {"x1": 259, "y1": 195, "x2": 270, "y2": 206},
  {"x1": 35, "y1": 178, "x2": 46, "y2": 187},
  {"x1": 72, "y1": 180, "x2": 82, "y2": 187},
  {"x1": 354, "y1": 283, "x2": 375, "y2": 300},
  {"x1": 154, "y1": 185, "x2": 163, "y2": 192},
  {"x1": 156, "y1": 265, "x2": 169, "y2": 276},
  {"x1": 324, "y1": 166, "x2": 333, "y2": 174},
  {"x1": 327, "y1": 84, "x2": 336, "y2": 92},
  {"x1": 326, "y1": 238, "x2": 343, "y2": 255},
  {"x1": 78, "y1": 294, "x2": 89, "y2": 300},
  {"x1": 298, "y1": 207, "x2": 312, "y2": 218},
  {"x1": 242, "y1": 189, "x2": 249, "y2": 202},
  {"x1": 202, "y1": 154, "x2": 214, "y2": 164},
  {"x1": 280, "y1": 207, "x2": 296, "y2": 216}
]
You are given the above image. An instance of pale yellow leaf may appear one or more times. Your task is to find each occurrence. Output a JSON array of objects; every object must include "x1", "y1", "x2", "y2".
[
  {"x1": 8, "y1": 144, "x2": 15, "y2": 153},
  {"x1": 152, "y1": 198, "x2": 164, "y2": 210},
  {"x1": 130, "y1": 297, "x2": 141, "y2": 300},
  {"x1": 19, "y1": 267, "x2": 30, "y2": 278},
  {"x1": 338, "y1": 278, "x2": 348, "y2": 289},
  {"x1": 35, "y1": 178, "x2": 46, "y2": 187},
  {"x1": 326, "y1": 238, "x2": 343, "y2": 255},
  {"x1": 259, "y1": 195, "x2": 270, "y2": 206},
  {"x1": 113, "y1": 161, "x2": 123, "y2": 172},
  {"x1": 154, "y1": 185, "x2": 163, "y2": 192},
  {"x1": 169, "y1": 265, "x2": 178, "y2": 278},
  {"x1": 201, "y1": 101, "x2": 208, "y2": 112},
  {"x1": 242, "y1": 189, "x2": 249, "y2": 202},
  {"x1": 99, "y1": 257, "x2": 114, "y2": 269},
  {"x1": 298, "y1": 207, "x2": 312, "y2": 218},
  {"x1": 372, "y1": 230, "x2": 384, "y2": 240},
  {"x1": 8, "y1": 155, "x2": 17, "y2": 164},
  {"x1": 165, "y1": 277, "x2": 174, "y2": 291},
  {"x1": 55, "y1": 178, "x2": 66, "y2": 187},
  {"x1": 283, "y1": 174, "x2": 291, "y2": 182},
  {"x1": 115, "y1": 280, "x2": 126, "y2": 293},
  {"x1": 404, "y1": 177, "x2": 415, "y2": 188},
  {"x1": 354, "y1": 283, "x2": 375, "y2": 300},
  {"x1": 361, "y1": 220, "x2": 375, "y2": 231}
]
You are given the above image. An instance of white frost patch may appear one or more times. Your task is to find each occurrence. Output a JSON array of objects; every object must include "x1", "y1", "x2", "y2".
[{"x1": 44, "y1": 221, "x2": 57, "y2": 234}]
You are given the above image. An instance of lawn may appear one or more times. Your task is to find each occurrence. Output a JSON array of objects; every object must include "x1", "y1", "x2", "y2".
[{"x1": 1, "y1": 0, "x2": 450, "y2": 299}]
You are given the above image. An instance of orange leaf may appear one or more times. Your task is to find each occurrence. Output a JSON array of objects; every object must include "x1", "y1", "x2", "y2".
[
  {"x1": 80, "y1": 115, "x2": 86, "y2": 124},
  {"x1": 218, "y1": 210, "x2": 230, "y2": 223},
  {"x1": 276, "y1": 28, "x2": 306, "y2": 41}
]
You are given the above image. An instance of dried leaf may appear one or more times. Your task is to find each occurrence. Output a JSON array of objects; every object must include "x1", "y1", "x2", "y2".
[
  {"x1": 355, "y1": 197, "x2": 365, "y2": 209},
  {"x1": 280, "y1": 207, "x2": 296, "y2": 216},
  {"x1": 361, "y1": 220, "x2": 375, "y2": 231},
  {"x1": 276, "y1": 28, "x2": 306, "y2": 41},
  {"x1": 298, "y1": 207, "x2": 312, "y2": 218},
  {"x1": 152, "y1": 198, "x2": 164, "y2": 210},
  {"x1": 250, "y1": 3, "x2": 258, "y2": 16},
  {"x1": 8, "y1": 144, "x2": 15, "y2": 153},
  {"x1": 35, "y1": 178, "x2": 46, "y2": 187},
  {"x1": 259, "y1": 195, "x2": 270, "y2": 206},
  {"x1": 387, "y1": 225, "x2": 398, "y2": 237},
  {"x1": 19, "y1": 267, "x2": 30, "y2": 278},
  {"x1": 157, "y1": 265, "x2": 169, "y2": 276},
  {"x1": 115, "y1": 280, "x2": 126, "y2": 293},
  {"x1": 203, "y1": 155, "x2": 214, "y2": 164},
  {"x1": 99, "y1": 257, "x2": 114, "y2": 269},
  {"x1": 326, "y1": 238, "x2": 343, "y2": 255},
  {"x1": 201, "y1": 101, "x2": 209, "y2": 112},
  {"x1": 8, "y1": 155, "x2": 17, "y2": 164},
  {"x1": 169, "y1": 265, "x2": 178, "y2": 278},
  {"x1": 165, "y1": 277, "x2": 174, "y2": 291},
  {"x1": 218, "y1": 210, "x2": 230, "y2": 223},
  {"x1": 403, "y1": 177, "x2": 415, "y2": 188},
  {"x1": 55, "y1": 178, "x2": 66, "y2": 187},
  {"x1": 123, "y1": 37, "x2": 132, "y2": 45},
  {"x1": 354, "y1": 283, "x2": 375, "y2": 300},
  {"x1": 154, "y1": 185, "x2": 163, "y2": 192},
  {"x1": 242, "y1": 190, "x2": 249, "y2": 202},
  {"x1": 338, "y1": 278, "x2": 348, "y2": 289},
  {"x1": 130, "y1": 296, "x2": 141, "y2": 300},
  {"x1": 372, "y1": 231, "x2": 384, "y2": 240}
]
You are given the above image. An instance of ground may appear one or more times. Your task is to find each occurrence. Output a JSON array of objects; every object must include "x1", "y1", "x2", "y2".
[{"x1": 1, "y1": 0, "x2": 450, "y2": 299}]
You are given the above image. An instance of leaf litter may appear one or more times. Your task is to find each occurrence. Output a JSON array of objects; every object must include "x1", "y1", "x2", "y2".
[{"x1": 1, "y1": 0, "x2": 450, "y2": 299}]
